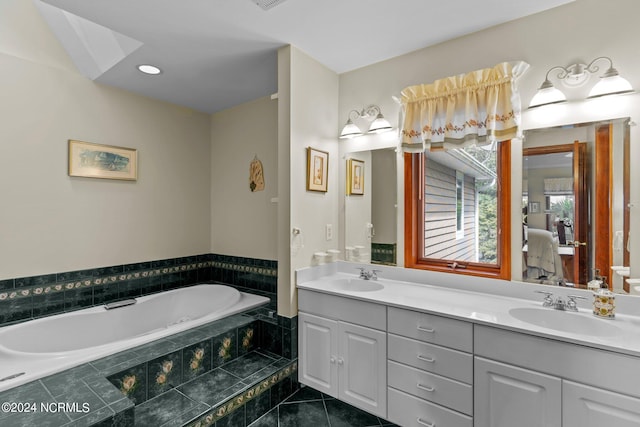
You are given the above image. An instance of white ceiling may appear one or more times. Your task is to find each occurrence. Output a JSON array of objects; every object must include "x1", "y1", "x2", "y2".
[{"x1": 38, "y1": 0, "x2": 573, "y2": 113}]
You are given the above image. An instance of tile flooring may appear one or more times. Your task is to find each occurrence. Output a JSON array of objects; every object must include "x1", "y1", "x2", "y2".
[{"x1": 248, "y1": 387, "x2": 399, "y2": 427}]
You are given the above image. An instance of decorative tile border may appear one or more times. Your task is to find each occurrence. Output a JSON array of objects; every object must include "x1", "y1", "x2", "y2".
[
  {"x1": 185, "y1": 361, "x2": 298, "y2": 427},
  {"x1": 0, "y1": 261, "x2": 211, "y2": 303},
  {"x1": 1, "y1": 261, "x2": 277, "y2": 302},
  {"x1": 211, "y1": 261, "x2": 277, "y2": 278}
]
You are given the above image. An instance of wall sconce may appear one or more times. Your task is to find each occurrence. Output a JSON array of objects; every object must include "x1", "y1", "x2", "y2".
[
  {"x1": 529, "y1": 56, "x2": 634, "y2": 108},
  {"x1": 339, "y1": 105, "x2": 392, "y2": 139}
]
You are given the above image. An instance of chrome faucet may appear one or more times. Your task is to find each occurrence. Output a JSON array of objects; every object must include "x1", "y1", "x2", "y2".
[
  {"x1": 104, "y1": 298, "x2": 137, "y2": 310},
  {"x1": 534, "y1": 291, "x2": 587, "y2": 311},
  {"x1": 356, "y1": 267, "x2": 381, "y2": 281}
]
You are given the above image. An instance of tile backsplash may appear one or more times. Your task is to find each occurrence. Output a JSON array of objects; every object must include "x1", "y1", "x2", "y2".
[{"x1": 0, "y1": 254, "x2": 278, "y2": 327}]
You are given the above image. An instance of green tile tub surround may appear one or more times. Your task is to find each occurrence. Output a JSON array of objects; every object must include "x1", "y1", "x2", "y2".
[
  {"x1": 0, "y1": 253, "x2": 277, "y2": 327},
  {"x1": 182, "y1": 339, "x2": 213, "y2": 383},
  {"x1": 106, "y1": 315, "x2": 260, "y2": 406},
  {"x1": 0, "y1": 311, "x2": 280, "y2": 426}
]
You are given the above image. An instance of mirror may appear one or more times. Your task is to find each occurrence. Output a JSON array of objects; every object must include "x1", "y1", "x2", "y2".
[
  {"x1": 520, "y1": 118, "x2": 630, "y2": 291},
  {"x1": 344, "y1": 148, "x2": 397, "y2": 265}
]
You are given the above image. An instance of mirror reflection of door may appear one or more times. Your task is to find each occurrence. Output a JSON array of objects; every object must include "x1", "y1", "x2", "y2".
[
  {"x1": 522, "y1": 119, "x2": 630, "y2": 289},
  {"x1": 523, "y1": 143, "x2": 589, "y2": 286}
]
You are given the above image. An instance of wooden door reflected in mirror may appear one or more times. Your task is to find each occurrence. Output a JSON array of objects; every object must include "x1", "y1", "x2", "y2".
[{"x1": 522, "y1": 119, "x2": 630, "y2": 289}]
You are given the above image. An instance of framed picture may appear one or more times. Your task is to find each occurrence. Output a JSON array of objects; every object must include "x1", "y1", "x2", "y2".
[
  {"x1": 347, "y1": 158, "x2": 365, "y2": 195},
  {"x1": 528, "y1": 201, "x2": 540, "y2": 214},
  {"x1": 68, "y1": 140, "x2": 138, "y2": 181},
  {"x1": 306, "y1": 147, "x2": 328, "y2": 192}
]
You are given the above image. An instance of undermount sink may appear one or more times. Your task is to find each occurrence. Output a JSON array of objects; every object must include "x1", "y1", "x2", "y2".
[
  {"x1": 509, "y1": 307, "x2": 621, "y2": 337},
  {"x1": 324, "y1": 278, "x2": 384, "y2": 292}
]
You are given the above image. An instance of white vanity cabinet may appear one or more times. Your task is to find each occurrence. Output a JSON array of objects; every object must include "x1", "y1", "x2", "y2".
[
  {"x1": 475, "y1": 325, "x2": 640, "y2": 427},
  {"x1": 474, "y1": 357, "x2": 561, "y2": 427},
  {"x1": 386, "y1": 307, "x2": 474, "y2": 427},
  {"x1": 298, "y1": 290, "x2": 387, "y2": 418},
  {"x1": 563, "y1": 381, "x2": 640, "y2": 427}
]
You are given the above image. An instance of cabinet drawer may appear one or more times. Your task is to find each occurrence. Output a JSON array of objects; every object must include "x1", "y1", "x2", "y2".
[
  {"x1": 475, "y1": 325, "x2": 640, "y2": 398},
  {"x1": 388, "y1": 360, "x2": 472, "y2": 415},
  {"x1": 299, "y1": 289, "x2": 386, "y2": 330},
  {"x1": 388, "y1": 387, "x2": 472, "y2": 427},
  {"x1": 388, "y1": 306, "x2": 472, "y2": 352},
  {"x1": 388, "y1": 333, "x2": 472, "y2": 384}
]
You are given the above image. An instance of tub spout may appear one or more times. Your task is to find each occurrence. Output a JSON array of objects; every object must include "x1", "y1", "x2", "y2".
[{"x1": 104, "y1": 299, "x2": 137, "y2": 310}]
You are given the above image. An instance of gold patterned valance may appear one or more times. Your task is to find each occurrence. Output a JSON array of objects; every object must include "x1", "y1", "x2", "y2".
[{"x1": 400, "y1": 61, "x2": 529, "y2": 152}]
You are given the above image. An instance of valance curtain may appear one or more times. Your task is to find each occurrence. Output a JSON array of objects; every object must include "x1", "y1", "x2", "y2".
[
  {"x1": 400, "y1": 61, "x2": 530, "y2": 152},
  {"x1": 544, "y1": 177, "x2": 573, "y2": 195}
]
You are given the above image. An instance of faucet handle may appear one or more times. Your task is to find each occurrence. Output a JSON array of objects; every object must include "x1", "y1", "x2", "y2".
[
  {"x1": 355, "y1": 267, "x2": 366, "y2": 278},
  {"x1": 371, "y1": 269, "x2": 381, "y2": 280},
  {"x1": 566, "y1": 294, "x2": 588, "y2": 311},
  {"x1": 534, "y1": 290, "x2": 554, "y2": 307}
]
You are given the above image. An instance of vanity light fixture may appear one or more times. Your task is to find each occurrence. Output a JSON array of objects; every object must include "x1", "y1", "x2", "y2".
[
  {"x1": 339, "y1": 105, "x2": 392, "y2": 139},
  {"x1": 529, "y1": 56, "x2": 633, "y2": 108},
  {"x1": 137, "y1": 64, "x2": 162, "y2": 75}
]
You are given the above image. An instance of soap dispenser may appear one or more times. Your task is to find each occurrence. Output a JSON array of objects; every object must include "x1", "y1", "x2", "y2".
[{"x1": 593, "y1": 276, "x2": 615, "y2": 319}]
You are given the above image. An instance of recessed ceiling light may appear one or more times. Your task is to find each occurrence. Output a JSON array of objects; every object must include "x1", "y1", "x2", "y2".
[{"x1": 137, "y1": 64, "x2": 162, "y2": 75}]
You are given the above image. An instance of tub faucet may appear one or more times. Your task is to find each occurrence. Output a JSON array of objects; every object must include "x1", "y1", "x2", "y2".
[{"x1": 104, "y1": 299, "x2": 137, "y2": 310}]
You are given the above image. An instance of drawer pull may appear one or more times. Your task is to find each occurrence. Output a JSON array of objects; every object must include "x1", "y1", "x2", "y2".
[
  {"x1": 416, "y1": 383, "x2": 435, "y2": 392},
  {"x1": 417, "y1": 354, "x2": 435, "y2": 363},
  {"x1": 417, "y1": 325, "x2": 435, "y2": 333},
  {"x1": 417, "y1": 417, "x2": 435, "y2": 427}
]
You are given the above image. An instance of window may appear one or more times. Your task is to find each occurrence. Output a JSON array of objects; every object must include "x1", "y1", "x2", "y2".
[{"x1": 404, "y1": 141, "x2": 511, "y2": 279}]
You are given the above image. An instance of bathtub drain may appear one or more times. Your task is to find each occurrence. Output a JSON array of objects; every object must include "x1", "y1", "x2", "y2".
[{"x1": 0, "y1": 372, "x2": 25, "y2": 382}]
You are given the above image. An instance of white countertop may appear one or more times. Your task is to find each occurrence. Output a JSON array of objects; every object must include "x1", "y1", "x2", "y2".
[{"x1": 297, "y1": 264, "x2": 640, "y2": 358}]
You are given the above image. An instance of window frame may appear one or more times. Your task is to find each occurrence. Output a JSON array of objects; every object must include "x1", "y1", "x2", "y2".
[
  {"x1": 403, "y1": 141, "x2": 512, "y2": 280},
  {"x1": 455, "y1": 170, "x2": 465, "y2": 240}
]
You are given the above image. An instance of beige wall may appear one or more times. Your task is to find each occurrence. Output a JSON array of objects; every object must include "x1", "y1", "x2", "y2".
[
  {"x1": 210, "y1": 96, "x2": 278, "y2": 260},
  {"x1": 278, "y1": 46, "x2": 339, "y2": 316},
  {"x1": 0, "y1": 0, "x2": 212, "y2": 279}
]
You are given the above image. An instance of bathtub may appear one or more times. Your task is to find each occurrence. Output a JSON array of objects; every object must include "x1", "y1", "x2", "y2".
[{"x1": 0, "y1": 284, "x2": 269, "y2": 392}]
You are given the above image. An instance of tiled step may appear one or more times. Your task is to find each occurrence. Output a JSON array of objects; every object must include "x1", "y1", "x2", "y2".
[{"x1": 135, "y1": 352, "x2": 297, "y2": 427}]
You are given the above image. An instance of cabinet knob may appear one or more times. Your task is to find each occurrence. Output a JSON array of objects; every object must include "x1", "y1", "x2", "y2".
[
  {"x1": 330, "y1": 357, "x2": 336, "y2": 364},
  {"x1": 337, "y1": 358, "x2": 344, "y2": 365}
]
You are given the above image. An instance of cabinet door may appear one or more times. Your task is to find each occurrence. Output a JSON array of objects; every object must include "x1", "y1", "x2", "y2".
[
  {"x1": 339, "y1": 321, "x2": 387, "y2": 418},
  {"x1": 564, "y1": 380, "x2": 640, "y2": 427},
  {"x1": 299, "y1": 312, "x2": 338, "y2": 397},
  {"x1": 474, "y1": 357, "x2": 561, "y2": 427}
]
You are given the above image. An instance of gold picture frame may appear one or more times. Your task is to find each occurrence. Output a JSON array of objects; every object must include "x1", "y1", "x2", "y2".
[
  {"x1": 306, "y1": 147, "x2": 328, "y2": 192},
  {"x1": 347, "y1": 158, "x2": 364, "y2": 195},
  {"x1": 68, "y1": 140, "x2": 138, "y2": 181}
]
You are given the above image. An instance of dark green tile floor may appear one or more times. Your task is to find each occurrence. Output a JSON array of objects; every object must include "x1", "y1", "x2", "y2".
[{"x1": 248, "y1": 387, "x2": 399, "y2": 427}]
